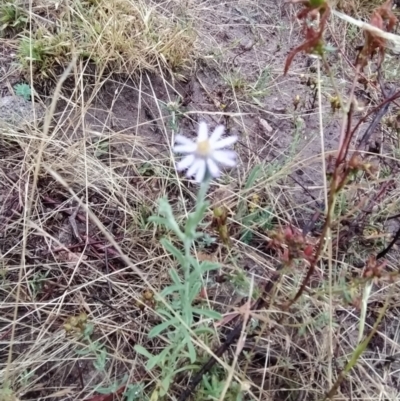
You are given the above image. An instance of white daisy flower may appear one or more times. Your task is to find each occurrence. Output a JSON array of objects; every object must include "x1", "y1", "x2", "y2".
[{"x1": 173, "y1": 122, "x2": 237, "y2": 183}]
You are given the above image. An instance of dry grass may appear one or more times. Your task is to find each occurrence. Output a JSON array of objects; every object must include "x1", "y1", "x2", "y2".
[
  {"x1": 2, "y1": 0, "x2": 195, "y2": 81},
  {"x1": 1, "y1": 1, "x2": 400, "y2": 401},
  {"x1": 336, "y1": 0, "x2": 391, "y2": 15}
]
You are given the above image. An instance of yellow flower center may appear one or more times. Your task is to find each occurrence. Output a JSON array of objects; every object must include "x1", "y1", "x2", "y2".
[{"x1": 196, "y1": 140, "x2": 211, "y2": 157}]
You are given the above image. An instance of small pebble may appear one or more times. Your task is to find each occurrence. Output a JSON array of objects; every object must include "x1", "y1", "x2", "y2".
[
  {"x1": 55, "y1": 212, "x2": 64, "y2": 221},
  {"x1": 0, "y1": 96, "x2": 45, "y2": 129},
  {"x1": 240, "y1": 38, "x2": 254, "y2": 51}
]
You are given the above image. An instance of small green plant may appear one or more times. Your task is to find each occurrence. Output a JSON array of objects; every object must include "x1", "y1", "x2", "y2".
[
  {"x1": 224, "y1": 71, "x2": 246, "y2": 91},
  {"x1": 135, "y1": 180, "x2": 222, "y2": 397},
  {"x1": 229, "y1": 269, "x2": 260, "y2": 298},
  {"x1": 235, "y1": 164, "x2": 274, "y2": 244},
  {"x1": 165, "y1": 97, "x2": 186, "y2": 132},
  {"x1": 240, "y1": 206, "x2": 274, "y2": 244},
  {"x1": 64, "y1": 313, "x2": 108, "y2": 372},
  {"x1": 124, "y1": 383, "x2": 146, "y2": 401},
  {"x1": 14, "y1": 83, "x2": 31, "y2": 101},
  {"x1": 18, "y1": 369, "x2": 35, "y2": 389},
  {"x1": 298, "y1": 310, "x2": 339, "y2": 337},
  {"x1": 197, "y1": 373, "x2": 245, "y2": 401},
  {"x1": 0, "y1": 381, "x2": 15, "y2": 401},
  {"x1": 28, "y1": 270, "x2": 48, "y2": 299},
  {"x1": 17, "y1": 31, "x2": 70, "y2": 76},
  {"x1": 288, "y1": 116, "x2": 305, "y2": 158},
  {"x1": 93, "y1": 138, "x2": 110, "y2": 158},
  {"x1": 78, "y1": 322, "x2": 108, "y2": 371},
  {"x1": 197, "y1": 232, "x2": 216, "y2": 249},
  {"x1": 250, "y1": 66, "x2": 272, "y2": 105},
  {"x1": 138, "y1": 162, "x2": 156, "y2": 176},
  {"x1": 0, "y1": 2, "x2": 27, "y2": 34},
  {"x1": 18, "y1": 36, "x2": 46, "y2": 68}
]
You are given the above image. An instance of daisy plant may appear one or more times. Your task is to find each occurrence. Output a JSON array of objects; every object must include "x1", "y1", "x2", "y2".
[{"x1": 134, "y1": 122, "x2": 237, "y2": 397}]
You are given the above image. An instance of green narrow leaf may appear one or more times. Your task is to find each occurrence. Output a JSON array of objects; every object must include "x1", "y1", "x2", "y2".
[
  {"x1": 183, "y1": 334, "x2": 197, "y2": 363},
  {"x1": 191, "y1": 307, "x2": 222, "y2": 320},
  {"x1": 148, "y1": 216, "x2": 167, "y2": 226},
  {"x1": 187, "y1": 254, "x2": 199, "y2": 269},
  {"x1": 169, "y1": 267, "x2": 182, "y2": 286},
  {"x1": 193, "y1": 326, "x2": 216, "y2": 336},
  {"x1": 156, "y1": 308, "x2": 174, "y2": 320},
  {"x1": 245, "y1": 164, "x2": 262, "y2": 190},
  {"x1": 161, "y1": 238, "x2": 186, "y2": 265},
  {"x1": 159, "y1": 200, "x2": 182, "y2": 233},
  {"x1": 158, "y1": 197, "x2": 174, "y2": 217},
  {"x1": 150, "y1": 198, "x2": 184, "y2": 239},
  {"x1": 83, "y1": 322, "x2": 94, "y2": 339},
  {"x1": 160, "y1": 284, "x2": 183, "y2": 297},
  {"x1": 174, "y1": 364, "x2": 200, "y2": 374},
  {"x1": 239, "y1": 228, "x2": 253, "y2": 245},
  {"x1": 148, "y1": 317, "x2": 179, "y2": 338},
  {"x1": 134, "y1": 344, "x2": 153, "y2": 360},
  {"x1": 188, "y1": 281, "x2": 202, "y2": 303},
  {"x1": 146, "y1": 346, "x2": 171, "y2": 370},
  {"x1": 159, "y1": 375, "x2": 172, "y2": 397},
  {"x1": 198, "y1": 260, "x2": 220, "y2": 272},
  {"x1": 236, "y1": 164, "x2": 263, "y2": 220},
  {"x1": 75, "y1": 348, "x2": 91, "y2": 356},
  {"x1": 358, "y1": 281, "x2": 373, "y2": 343},
  {"x1": 93, "y1": 348, "x2": 107, "y2": 371}
]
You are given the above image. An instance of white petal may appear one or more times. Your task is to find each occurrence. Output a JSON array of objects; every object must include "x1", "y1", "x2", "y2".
[
  {"x1": 176, "y1": 154, "x2": 195, "y2": 171},
  {"x1": 213, "y1": 150, "x2": 236, "y2": 167},
  {"x1": 186, "y1": 158, "x2": 202, "y2": 178},
  {"x1": 197, "y1": 122, "x2": 209, "y2": 142},
  {"x1": 175, "y1": 134, "x2": 194, "y2": 146},
  {"x1": 173, "y1": 143, "x2": 197, "y2": 154},
  {"x1": 195, "y1": 159, "x2": 207, "y2": 183},
  {"x1": 207, "y1": 158, "x2": 220, "y2": 178},
  {"x1": 209, "y1": 125, "x2": 225, "y2": 145},
  {"x1": 213, "y1": 135, "x2": 237, "y2": 150},
  {"x1": 215, "y1": 149, "x2": 236, "y2": 161}
]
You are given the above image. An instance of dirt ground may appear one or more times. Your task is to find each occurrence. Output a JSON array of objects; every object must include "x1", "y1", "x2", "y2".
[{"x1": 1, "y1": 1, "x2": 400, "y2": 401}]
